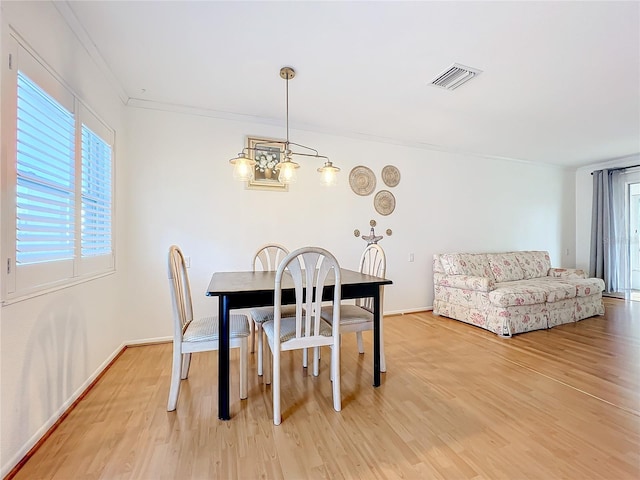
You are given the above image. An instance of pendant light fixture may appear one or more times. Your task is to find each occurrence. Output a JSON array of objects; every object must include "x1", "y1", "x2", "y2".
[{"x1": 228, "y1": 67, "x2": 340, "y2": 186}]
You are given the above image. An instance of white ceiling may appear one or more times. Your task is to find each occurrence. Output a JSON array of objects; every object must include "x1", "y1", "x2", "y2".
[{"x1": 62, "y1": 0, "x2": 640, "y2": 168}]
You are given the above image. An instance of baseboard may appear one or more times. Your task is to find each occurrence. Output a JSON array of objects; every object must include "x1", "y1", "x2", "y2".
[
  {"x1": 2, "y1": 337, "x2": 172, "y2": 479},
  {"x1": 125, "y1": 335, "x2": 172, "y2": 346},
  {"x1": 385, "y1": 306, "x2": 433, "y2": 316}
]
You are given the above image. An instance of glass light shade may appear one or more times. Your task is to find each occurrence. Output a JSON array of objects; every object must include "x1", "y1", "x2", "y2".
[
  {"x1": 229, "y1": 154, "x2": 255, "y2": 181},
  {"x1": 318, "y1": 161, "x2": 340, "y2": 186},
  {"x1": 276, "y1": 159, "x2": 300, "y2": 184}
]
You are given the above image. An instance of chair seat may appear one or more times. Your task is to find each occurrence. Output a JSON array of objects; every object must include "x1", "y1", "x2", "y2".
[
  {"x1": 263, "y1": 316, "x2": 333, "y2": 344},
  {"x1": 250, "y1": 305, "x2": 297, "y2": 324},
  {"x1": 320, "y1": 304, "x2": 373, "y2": 325},
  {"x1": 183, "y1": 314, "x2": 250, "y2": 342}
]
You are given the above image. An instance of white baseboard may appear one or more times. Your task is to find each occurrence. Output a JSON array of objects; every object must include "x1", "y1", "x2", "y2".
[
  {"x1": 385, "y1": 306, "x2": 433, "y2": 316},
  {"x1": 125, "y1": 335, "x2": 172, "y2": 346},
  {"x1": 1, "y1": 336, "x2": 175, "y2": 477},
  {"x1": 2, "y1": 341, "x2": 128, "y2": 478}
]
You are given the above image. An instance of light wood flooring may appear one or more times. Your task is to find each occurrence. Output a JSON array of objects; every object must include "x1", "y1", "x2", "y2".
[{"x1": 10, "y1": 298, "x2": 640, "y2": 479}]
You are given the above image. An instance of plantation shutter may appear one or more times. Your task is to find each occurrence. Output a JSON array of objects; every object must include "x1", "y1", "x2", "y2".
[
  {"x1": 16, "y1": 71, "x2": 75, "y2": 265},
  {"x1": 81, "y1": 124, "x2": 112, "y2": 257},
  {"x1": 4, "y1": 39, "x2": 115, "y2": 301}
]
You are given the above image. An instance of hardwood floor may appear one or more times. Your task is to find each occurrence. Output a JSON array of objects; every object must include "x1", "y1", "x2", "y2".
[{"x1": 10, "y1": 298, "x2": 640, "y2": 479}]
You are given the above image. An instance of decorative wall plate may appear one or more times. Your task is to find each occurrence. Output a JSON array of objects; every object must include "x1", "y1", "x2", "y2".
[
  {"x1": 349, "y1": 166, "x2": 376, "y2": 196},
  {"x1": 374, "y1": 190, "x2": 396, "y2": 216},
  {"x1": 381, "y1": 165, "x2": 401, "y2": 187}
]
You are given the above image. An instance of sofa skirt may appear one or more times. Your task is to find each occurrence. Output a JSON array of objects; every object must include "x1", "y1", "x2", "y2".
[{"x1": 434, "y1": 293, "x2": 604, "y2": 337}]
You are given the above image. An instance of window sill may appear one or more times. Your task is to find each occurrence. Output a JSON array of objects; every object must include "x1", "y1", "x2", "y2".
[{"x1": 1, "y1": 269, "x2": 116, "y2": 306}]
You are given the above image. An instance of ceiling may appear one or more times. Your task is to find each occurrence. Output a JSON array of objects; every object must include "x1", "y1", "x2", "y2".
[{"x1": 61, "y1": 0, "x2": 640, "y2": 168}]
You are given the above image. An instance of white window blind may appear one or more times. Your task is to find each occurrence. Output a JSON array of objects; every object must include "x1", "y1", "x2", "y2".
[
  {"x1": 81, "y1": 124, "x2": 112, "y2": 257},
  {"x1": 16, "y1": 71, "x2": 75, "y2": 265}
]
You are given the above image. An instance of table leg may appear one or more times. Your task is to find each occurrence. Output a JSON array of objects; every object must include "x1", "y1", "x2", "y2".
[
  {"x1": 373, "y1": 288, "x2": 381, "y2": 387},
  {"x1": 218, "y1": 295, "x2": 230, "y2": 420}
]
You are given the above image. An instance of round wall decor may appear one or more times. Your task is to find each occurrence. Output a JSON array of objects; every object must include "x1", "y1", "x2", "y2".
[
  {"x1": 349, "y1": 166, "x2": 376, "y2": 196},
  {"x1": 374, "y1": 190, "x2": 396, "y2": 216},
  {"x1": 381, "y1": 165, "x2": 401, "y2": 187}
]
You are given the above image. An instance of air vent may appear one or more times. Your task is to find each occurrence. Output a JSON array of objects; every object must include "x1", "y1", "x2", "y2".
[{"x1": 430, "y1": 63, "x2": 482, "y2": 90}]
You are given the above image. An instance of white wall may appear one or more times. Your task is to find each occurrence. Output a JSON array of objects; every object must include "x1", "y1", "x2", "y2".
[
  {"x1": 575, "y1": 153, "x2": 640, "y2": 271},
  {"x1": 122, "y1": 106, "x2": 576, "y2": 342},
  {"x1": 0, "y1": 2, "x2": 126, "y2": 476}
]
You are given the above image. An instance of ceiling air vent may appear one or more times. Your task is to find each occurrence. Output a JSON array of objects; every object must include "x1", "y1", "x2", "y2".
[{"x1": 430, "y1": 63, "x2": 482, "y2": 91}]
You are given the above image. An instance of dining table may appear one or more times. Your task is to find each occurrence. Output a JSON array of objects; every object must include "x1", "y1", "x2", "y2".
[{"x1": 206, "y1": 268, "x2": 392, "y2": 420}]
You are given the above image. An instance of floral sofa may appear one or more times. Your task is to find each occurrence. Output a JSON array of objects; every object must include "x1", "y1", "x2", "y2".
[{"x1": 433, "y1": 251, "x2": 605, "y2": 337}]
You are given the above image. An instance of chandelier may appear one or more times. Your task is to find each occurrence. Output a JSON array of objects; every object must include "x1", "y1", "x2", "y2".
[{"x1": 228, "y1": 67, "x2": 340, "y2": 186}]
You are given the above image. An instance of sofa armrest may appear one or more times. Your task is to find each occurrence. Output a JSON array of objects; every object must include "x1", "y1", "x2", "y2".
[
  {"x1": 434, "y1": 272, "x2": 495, "y2": 292},
  {"x1": 548, "y1": 268, "x2": 587, "y2": 279}
]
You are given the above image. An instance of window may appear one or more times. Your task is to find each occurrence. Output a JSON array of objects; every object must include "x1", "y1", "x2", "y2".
[
  {"x1": 16, "y1": 72, "x2": 76, "y2": 265},
  {"x1": 81, "y1": 124, "x2": 112, "y2": 258},
  {"x1": 2, "y1": 40, "x2": 115, "y2": 301}
]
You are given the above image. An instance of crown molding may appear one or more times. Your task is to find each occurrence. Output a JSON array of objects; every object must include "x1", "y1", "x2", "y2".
[
  {"x1": 54, "y1": 1, "x2": 130, "y2": 104},
  {"x1": 126, "y1": 97, "x2": 565, "y2": 170}
]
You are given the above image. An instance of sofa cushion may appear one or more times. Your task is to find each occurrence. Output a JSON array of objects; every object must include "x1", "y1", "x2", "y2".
[
  {"x1": 529, "y1": 280, "x2": 577, "y2": 302},
  {"x1": 439, "y1": 253, "x2": 460, "y2": 274},
  {"x1": 548, "y1": 268, "x2": 587, "y2": 279},
  {"x1": 487, "y1": 253, "x2": 525, "y2": 282},
  {"x1": 434, "y1": 272, "x2": 495, "y2": 292},
  {"x1": 489, "y1": 284, "x2": 547, "y2": 307},
  {"x1": 571, "y1": 278, "x2": 605, "y2": 297},
  {"x1": 516, "y1": 251, "x2": 551, "y2": 279},
  {"x1": 440, "y1": 253, "x2": 493, "y2": 279}
]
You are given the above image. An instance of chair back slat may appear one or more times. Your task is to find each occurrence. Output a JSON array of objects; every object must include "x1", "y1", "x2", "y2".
[
  {"x1": 301, "y1": 251, "x2": 322, "y2": 338},
  {"x1": 313, "y1": 253, "x2": 335, "y2": 336},
  {"x1": 285, "y1": 254, "x2": 305, "y2": 340}
]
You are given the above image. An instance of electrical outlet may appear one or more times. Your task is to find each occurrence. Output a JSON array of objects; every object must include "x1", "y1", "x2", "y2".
[
  {"x1": 409, "y1": 253, "x2": 414, "y2": 262},
  {"x1": 185, "y1": 256, "x2": 191, "y2": 268}
]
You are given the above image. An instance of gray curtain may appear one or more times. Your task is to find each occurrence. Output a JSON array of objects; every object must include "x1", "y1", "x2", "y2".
[{"x1": 590, "y1": 169, "x2": 628, "y2": 293}]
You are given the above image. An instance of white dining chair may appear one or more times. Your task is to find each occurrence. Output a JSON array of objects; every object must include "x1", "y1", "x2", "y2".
[
  {"x1": 249, "y1": 244, "x2": 296, "y2": 376},
  {"x1": 166, "y1": 245, "x2": 250, "y2": 411},
  {"x1": 320, "y1": 243, "x2": 387, "y2": 372},
  {"x1": 262, "y1": 247, "x2": 342, "y2": 425}
]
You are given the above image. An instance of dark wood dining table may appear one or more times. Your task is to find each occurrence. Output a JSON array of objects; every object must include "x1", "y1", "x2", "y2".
[{"x1": 206, "y1": 268, "x2": 392, "y2": 420}]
